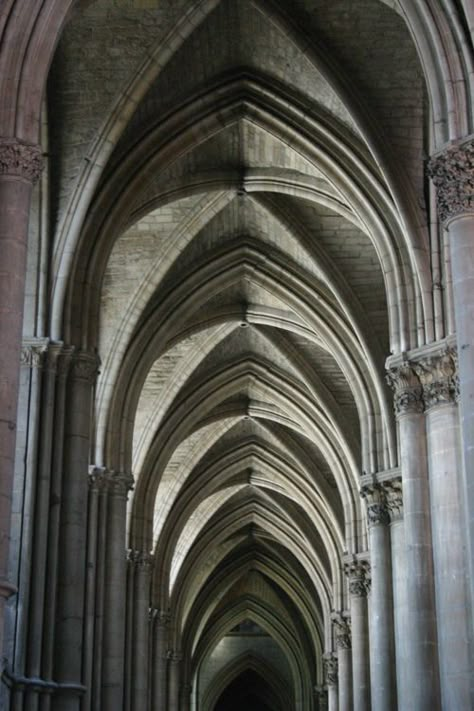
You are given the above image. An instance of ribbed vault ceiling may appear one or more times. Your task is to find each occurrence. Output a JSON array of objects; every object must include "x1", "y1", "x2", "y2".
[{"x1": 50, "y1": 0, "x2": 429, "y2": 705}]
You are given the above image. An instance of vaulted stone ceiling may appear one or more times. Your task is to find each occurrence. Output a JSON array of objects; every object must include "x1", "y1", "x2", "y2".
[{"x1": 46, "y1": 0, "x2": 431, "y2": 705}]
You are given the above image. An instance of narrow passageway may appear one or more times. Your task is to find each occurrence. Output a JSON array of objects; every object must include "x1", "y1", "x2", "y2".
[{"x1": 0, "y1": 2, "x2": 473, "y2": 710}]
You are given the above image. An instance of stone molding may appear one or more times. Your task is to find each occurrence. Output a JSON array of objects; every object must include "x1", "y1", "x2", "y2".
[
  {"x1": 427, "y1": 137, "x2": 474, "y2": 224},
  {"x1": 323, "y1": 654, "x2": 338, "y2": 686},
  {"x1": 0, "y1": 139, "x2": 44, "y2": 183}
]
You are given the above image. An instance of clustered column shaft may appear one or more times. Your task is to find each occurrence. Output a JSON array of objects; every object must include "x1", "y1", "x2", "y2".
[
  {"x1": 345, "y1": 562, "x2": 370, "y2": 711},
  {"x1": 333, "y1": 617, "x2": 352, "y2": 711},
  {"x1": 361, "y1": 484, "x2": 396, "y2": 711},
  {"x1": 323, "y1": 654, "x2": 338, "y2": 711},
  {"x1": 0, "y1": 140, "x2": 43, "y2": 656},
  {"x1": 386, "y1": 365, "x2": 440, "y2": 710},
  {"x1": 428, "y1": 140, "x2": 474, "y2": 626}
]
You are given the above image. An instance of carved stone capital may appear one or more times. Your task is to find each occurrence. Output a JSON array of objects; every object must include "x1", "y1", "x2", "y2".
[
  {"x1": 152, "y1": 609, "x2": 171, "y2": 627},
  {"x1": 167, "y1": 650, "x2": 182, "y2": 663},
  {"x1": 0, "y1": 139, "x2": 44, "y2": 183},
  {"x1": 361, "y1": 485, "x2": 390, "y2": 526},
  {"x1": 427, "y1": 138, "x2": 474, "y2": 224},
  {"x1": 20, "y1": 340, "x2": 48, "y2": 369},
  {"x1": 127, "y1": 549, "x2": 153, "y2": 570},
  {"x1": 314, "y1": 686, "x2": 328, "y2": 710},
  {"x1": 344, "y1": 560, "x2": 370, "y2": 597},
  {"x1": 413, "y1": 349, "x2": 458, "y2": 409},
  {"x1": 383, "y1": 478, "x2": 403, "y2": 522},
  {"x1": 323, "y1": 655, "x2": 338, "y2": 686},
  {"x1": 333, "y1": 617, "x2": 351, "y2": 649},
  {"x1": 386, "y1": 363, "x2": 423, "y2": 417},
  {"x1": 70, "y1": 351, "x2": 101, "y2": 384},
  {"x1": 88, "y1": 467, "x2": 134, "y2": 497}
]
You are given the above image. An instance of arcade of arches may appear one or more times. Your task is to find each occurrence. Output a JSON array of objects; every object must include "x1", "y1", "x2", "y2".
[{"x1": 0, "y1": 1, "x2": 473, "y2": 710}]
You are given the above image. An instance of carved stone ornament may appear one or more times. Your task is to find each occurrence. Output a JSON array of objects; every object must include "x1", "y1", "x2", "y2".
[
  {"x1": 384, "y1": 479, "x2": 403, "y2": 522},
  {"x1": 314, "y1": 686, "x2": 328, "y2": 710},
  {"x1": 386, "y1": 364, "x2": 423, "y2": 417},
  {"x1": 71, "y1": 351, "x2": 101, "y2": 384},
  {"x1": 323, "y1": 655, "x2": 338, "y2": 686},
  {"x1": 345, "y1": 560, "x2": 370, "y2": 597},
  {"x1": 88, "y1": 467, "x2": 134, "y2": 496},
  {"x1": 167, "y1": 650, "x2": 183, "y2": 663},
  {"x1": 127, "y1": 549, "x2": 153, "y2": 570},
  {"x1": 414, "y1": 350, "x2": 458, "y2": 410},
  {"x1": 334, "y1": 619, "x2": 351, "y2": 649},
  {"x1": 0, "y1": 139, "x2": 44, "y2": 182},
  {"x1": 361, "y1": 485, "x2": 390, "y2": 526},
  {"x1": 348, "y1": 577, "x2": 367, "y2": 597},
  {"x1": 20, "y1": 342, "x2": 48, "y2": 369},
  {"x1": 427, "y1": 138, "x2": 474, "y2": 224},
  {"x1": 154, "y1": 609, "x2": 171, "y2": 627}
]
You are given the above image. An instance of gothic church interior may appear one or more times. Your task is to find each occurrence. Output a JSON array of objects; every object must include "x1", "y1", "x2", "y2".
[{"x1": 0, "y1": 1, "x2": 473, "y2": 709}]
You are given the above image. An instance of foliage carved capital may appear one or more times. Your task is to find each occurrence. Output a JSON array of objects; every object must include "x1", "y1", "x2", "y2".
[
  {"x1": 427, "y1": 138, "x2": 474, "y2": 223},
  {"x1": 0, "y1": 139, "x2": 44, "y2": 182}
]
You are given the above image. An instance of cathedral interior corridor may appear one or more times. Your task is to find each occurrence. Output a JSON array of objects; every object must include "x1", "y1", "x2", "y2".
[{"x1": 0, "y1": 1, "x2": 473, "y2": 709}]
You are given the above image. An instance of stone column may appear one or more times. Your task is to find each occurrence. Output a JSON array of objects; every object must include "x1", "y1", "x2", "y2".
[
  {"x1": 323, "y1": 655, "x2": 338, "y2": 711},
  {"x1": 361, "y1": 485, "x2": 396, "y2": 711},
  {"x1": 131, "y1": 551, "x2": 153, "y2": 711},
  {"x1": 333, "y1": 617, "x2": 352, "y2": 711},
  {"x1": 0, "y1": 139, "x2": 43, "y2": 655},
  {"x1": 168, "y1": 651, "x2": 182, "y2": 711},
  {"x1": 180, "y1": 682, "x2": 192, "y2": 711},
  {"x1": 345, "y1": 561, "x2": 370, "y2": 711},
  {"x1": 101, "y1": 471, "x2": 134, "y2": 711},
  {"x1": 415, "y1": 350, "x2": 472, "y2": 708},
  {"x1": 386, "y1": 364, "x2": 440, "y2": 710},
  {"x1": 151, "y1": 610, "x2": 170, "y2": 710},
  {"x1": 428, "y1": 140, "x2": 474, "y2": 627},
  {"x1": 53, "y1": 351, "x2": 99, "y2": 711},
  {"x1": 41, "y1": 347, "x2": 74, "y2": 711},
  {"x1": 383, "y1": 478, "x2": 407, "y2": 709}
]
